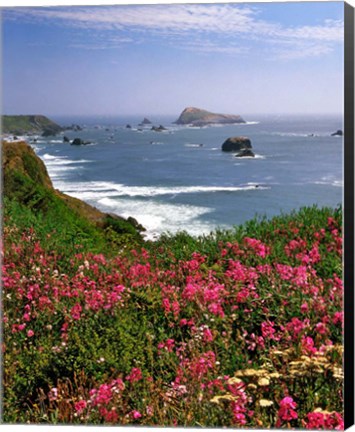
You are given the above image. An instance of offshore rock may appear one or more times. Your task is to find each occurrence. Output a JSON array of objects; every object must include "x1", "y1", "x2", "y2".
[
  {"x1": 71, "y1": 138, "x2": 91, "y2": 145},
  {"x1": 222, "y1": 136, "x2": 252, "y2": 152},
  {"x1": 151, "y1": 125, "x2": 167, "y2": 132},
  {"x1": 66, "y1": 124, "x2": 83, "y2": 131},
  {"x1": 139, "y1": 117, "x2": 152, "y2": 126},
  {"x1": 174, "y1": 107, "x2": 245, "y2": 126},
  {"x1": 331, "y1": 130, "x2": 343, "y2": 136},
  {"x1": 235, "y1": 148, "x2": 255, "y2": 158}
]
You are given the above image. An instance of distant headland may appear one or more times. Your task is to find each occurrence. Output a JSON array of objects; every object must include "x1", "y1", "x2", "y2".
[{"x1": 2, "y1": 115, "x2": 63, "y2": 136}]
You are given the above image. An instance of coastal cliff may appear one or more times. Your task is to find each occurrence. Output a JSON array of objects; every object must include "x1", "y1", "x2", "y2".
[
  {"x1": 174, "y1": 107, "x2": 245, "y2": 126},
  {"x1": 3, "y1": 140, "x2": 144, "y2": 248}
]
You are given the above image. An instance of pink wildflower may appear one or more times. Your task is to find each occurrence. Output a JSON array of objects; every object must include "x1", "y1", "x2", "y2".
[
  {"x1": 74, "y1": 400, "x2": 87, "y2": 413},
  {"x1": 244, "y1": 237, "x2": 270, "y2": 257},
  {"x1": 276, "y1": 396, "x2": 298, "y2": 426},
  {"x1": 333, "y1": 311, "x2": 343, "y2": 326},
  {"x1": 158, "y1": 338, "x2": 175, "y2": 353},
  {"x1": 91, "y1": 384, "x2": 113, "y2": 406},
  {"x1": 301, "y1": 336, "x2": 318, "y2": 356},
  {"x1": 126, "y1": 367, "x2": 142, "y2": 383},
  {"x1": 131, "y1": 410, "x2": 142, "y2": 419},
  {"x1": 162, "y1": 298, "x2": 171, "y2": 313},
  {"x1": 305, "y1": 412, "x2": 325, "y2": 429},
  {"x1": 103, "y1": 408, "x2": 118, "y2": 423},
  {"x1": 261, "y1": 320, "x2": 276, "y2": 340},
  {"x1": 171, "y1": 300, "x2": 180, "y2": 318},
  {"x1": 27, "y1": 329, "x2": 34, "y2": 337},
  {"x1": 208, "y1": 302, "x2": 224, "y2": 317},
  {"x1": 286, "y1": 317, "x2": 306, "y2": 339},
  {"x1": 182, "y1": 283, "x2": 198, "y2": 301},
  {"x1": 203, "y1": 327, "x2": 214, "y2": 343},
  {"x1": 315, "y1": 322, "x2": 328, "y2": 335},
  {"x1": 70, "y1": 303, "x2": 82, "y2": 320},
  {"x1": 301, "y1": 302, "x2": 309, "y2": 313},
  {"x1": 305, "y1": 411, "x2": 344, "y2": 430}
]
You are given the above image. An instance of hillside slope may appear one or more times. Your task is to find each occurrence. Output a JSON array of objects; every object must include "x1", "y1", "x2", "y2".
[
  {"x1": 2, "y1": 115, "x2": 63, "y2": 135},
  {"x1": 3, "y1": 140, "x2": 144, "y2": 252}
]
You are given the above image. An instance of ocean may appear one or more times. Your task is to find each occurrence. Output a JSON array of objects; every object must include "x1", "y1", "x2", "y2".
[{"x1": 28, "y1": 114, "x2": 343, "y2": 240}]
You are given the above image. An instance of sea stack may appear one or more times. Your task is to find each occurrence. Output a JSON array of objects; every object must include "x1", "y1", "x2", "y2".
[
  {"x1": 139, "y1": 117, "x2": 152, "y2": 126},
  {"x1": 71, "y1": 138, "x2": 91, "y2": 145},
  {"x1": 221, "y1": 136, "x2": 255, "y2": 157}
]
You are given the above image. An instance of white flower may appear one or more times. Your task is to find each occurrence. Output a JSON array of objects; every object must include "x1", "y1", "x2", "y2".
[{"x1": 259, "y1": 399, "x2": 274, "y2": 407}]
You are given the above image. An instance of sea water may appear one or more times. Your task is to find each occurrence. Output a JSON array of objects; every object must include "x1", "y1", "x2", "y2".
[{"x1": 29, "y1": 114, "x2": 343, "y2": 240}]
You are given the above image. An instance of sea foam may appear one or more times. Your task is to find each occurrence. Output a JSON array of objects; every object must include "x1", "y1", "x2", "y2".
[
  {"x1": 57, "y1": 181, "x2": 268, "y2": 198},
  {"x1": 96, "y1": 197, "x2": 216, "y2": 240}
]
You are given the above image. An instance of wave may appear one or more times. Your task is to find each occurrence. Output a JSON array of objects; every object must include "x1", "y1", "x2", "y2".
[
  {"x1": 234, "y1": 154, "x2": 265, "y2": 160},
  {"x1": 313, "y1": 177, "x2": 343, "y2": 188},
  {"x1": 42, "y1": 154, "x2": 91, "y2": 164},
  {"x1": 59, "y1": 181, "x2": 269, "y2": 199},
  {"x1": 38, "y1": 153, "x2": 93, "y2": 181},
  {"x1": 96, "y1": 197, "x2": 216, "y2": 240},
  {"x1": 43, "y1": 153, "x2": 62, "y2": 160},
  {"x1": 30, "y1": 145, "x2": 43, "y2": 152},
  {"x1": 47, "y1": 159, "x2": 91, "y2": 166},
  {"x1": 184, "y1": 143, "x2": 204, "y2": 148},
  {"x1": 272, "y1": 132, "x2": 323, "y2": 138}
]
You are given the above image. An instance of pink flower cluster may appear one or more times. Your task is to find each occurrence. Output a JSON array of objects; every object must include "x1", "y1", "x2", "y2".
[
  {"x1": 305, "y1": 411, "x2": 344, "y2": 430},
  {"x1": 3, "y1": 213, "x2": 344, "y2": 427},
  {"x1": 276, "y1": 397, "x2": 298, "y2": 426}
]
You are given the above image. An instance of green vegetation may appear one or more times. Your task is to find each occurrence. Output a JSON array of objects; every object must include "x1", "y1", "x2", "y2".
[
  {"x1": 2, "y1": 140, "x2": 343, "y2": 427},
  {"x1": 2, "y1": 115, "x2": 63, "y2": 135},
  {"x1": 3, "y1": 190, "x2": 343, "y2": 426},
  {"x1": 3, "y1": 141, "x2": 144, "y2": 257}
]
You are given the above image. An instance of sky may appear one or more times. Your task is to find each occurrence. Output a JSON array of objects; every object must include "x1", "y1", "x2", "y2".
[{"x1": 1, "y1": 0, "x2": 345, "y2": 117}]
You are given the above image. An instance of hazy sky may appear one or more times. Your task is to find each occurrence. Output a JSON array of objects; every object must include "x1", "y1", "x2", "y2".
[{"x1": 2, "y1": 1, "x2": 344, "y2": 116}]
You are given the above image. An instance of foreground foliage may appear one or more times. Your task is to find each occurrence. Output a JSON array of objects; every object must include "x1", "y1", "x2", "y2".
[{"x1": 2, "y1": 206, "x2": 343, "y2": 428}]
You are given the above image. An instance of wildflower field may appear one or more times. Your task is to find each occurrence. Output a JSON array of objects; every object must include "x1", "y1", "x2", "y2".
[{"x1": 2, "y1": 204, "x2": 344, "y2": 428}]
